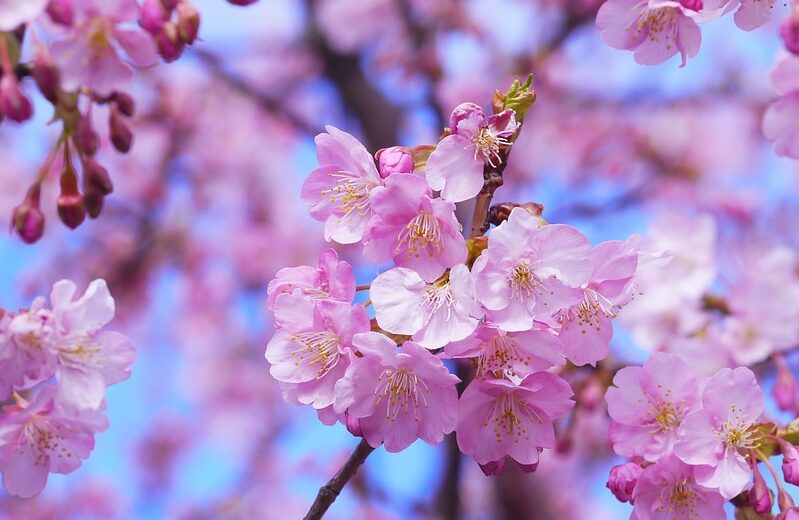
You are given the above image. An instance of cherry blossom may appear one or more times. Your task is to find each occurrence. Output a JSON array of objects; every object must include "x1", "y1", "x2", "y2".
[
  {"x1": 333, "y1": 333, "x2": 460, "y2": 452},
  {"x1": 266, "y1": 248, "x2": 355, "y2": 313}
]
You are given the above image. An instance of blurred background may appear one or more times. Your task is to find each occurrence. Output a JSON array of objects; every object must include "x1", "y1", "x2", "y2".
[{"x1": 1, "y1": 0, "x2": 798, "y2": 518}]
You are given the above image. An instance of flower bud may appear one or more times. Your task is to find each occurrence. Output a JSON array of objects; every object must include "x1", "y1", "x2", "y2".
[
  {"x1": 32, "y1": 50, "x2": 60, "y2": 102},
  {"x1": 161, "y1": 0, "x2": 179, "y2": 10},
  {"x1": 782, "y1": 11, "x2": 799, "y2": 55},
  {"x1": 773, "y1": 362, "x2": 797, "y2": 411},
  {"x1": 11, "y1": 185, "x2": 45, "y2": 244},
  {"x1": 227, "y1": 0, "x2": 260, "y2": 5},
  {"x1": 109, "y1": 109, "x2": 133, "y2": 153},
  {"x1": 376, "y1": 146, "x2": 414, "y2": 178},
  {"x1": 155, "y1": 23, "x2": 185, "y2": 62},
  {"x1": 112, "y1": 91, "x2": 135, "y2": 117},
  {"x1": 75, "y1": 116, "x2": 99, "y2": 156},
  {"x1": 579, "y1": 377, "x2": 604, "y2": 412},
  {"x1": 57, "y1": 164, "x2": 85, "y2": 229},
  {"x1": 83, "y1": 159, "x2": 113, "y2": 195},
  {"x1": 176, "y1": 3, "x2": 200, "y2": 44},
  {"x1": 140, "y1": 0, "x2": 169, "y2": 35},
  {"x1": 749, "y1": 462, "x2": 773, "y2": 515},
  {"x1": 344, "y1": 413, "x2": 362, "y2": 438},
  {"x1": 777, "y1": 438, "x2": 799, "y2": 486},
  {"x1": 679, "y1": 0, "x2": 703, "y2": 10},
  {"x1": 0, "y1": 74, "x2": 33, "y2": 122},
  {"x1": 607, "y1": 463, "x2": 643, "y2": 503},
  {"x1": 47, "y1": 0, "x2": 74, "y2": 26},
  {"x1": 83, "y1": 188, "x2": 105, "y2": 219}
]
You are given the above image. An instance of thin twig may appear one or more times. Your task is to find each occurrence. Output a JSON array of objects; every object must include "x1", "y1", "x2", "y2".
[{"x1": 303, "y1": 439, "x2": 376, "y2": 520}]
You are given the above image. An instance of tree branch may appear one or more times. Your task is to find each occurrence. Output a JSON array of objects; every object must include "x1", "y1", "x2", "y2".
[{"x1": 303, "y1": 439, "x2": 376, "y2": 520}]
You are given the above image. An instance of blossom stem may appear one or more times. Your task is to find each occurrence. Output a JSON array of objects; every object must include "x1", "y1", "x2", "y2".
[
  {"x1": 303, "y1": 439, "x2": 376, "y2": 520},
  {"x1": 355, "y1": 284, "x2": 371, "y2": 292}
]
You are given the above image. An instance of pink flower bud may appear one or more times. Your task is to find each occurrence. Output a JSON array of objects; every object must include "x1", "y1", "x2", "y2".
[
  {"x1": 83, "y1": 189, "x2": 105, "y2": 219},
  {"x1": 778, "y1": 439, "x2": 799, "y2": 486},
  {"x1": 227, "y1": 0, "x2": 260, "y2": 5},
  {"x1": 782, "y1": 12, "x2": 799, "y2": 55},
  {"x1": 155, "y1": 23, "x2": 185, "y2": 62},
  {"x1": 579, "y1": 377, "x2": 604, "y2": 412},
  {"x1": 109, "y1": 109, "x2": 133, "y2": 153},
  {"x1": 0, "y1": 74, "x2": 33, "y2": 122},
  {"x1": 32, "y1": 50, "x2": 60, "y2": 102},
  {"x1": 11, "y1": 185, "x2": 45, "y2": 244},
  {"x1": 57, "y1": 165, "x2": 85, "y2": 229},
  {"x1": 176, "y1": 3, "x2": 200, "y2": 44},
  {"x1": 47, "y1": 0, "x2": 73, "y2": 26},
  {"x1": 112, "y1": 91, "x2": 136, "y2": 117},
  {"x1": 83, "y1": 159, "x2": 113, "y2": 195},
  {"x1": 376, "y1": 146, "x2": 414, "y2": 178},
  {"x1": 773, "y1": 363, "x2": 797, "y2": 411},
  {"x1": 749, "y1": 464, "x2": 773, "y2": 515},
  {"x1": 140, "y1": 0, "x2": 169, "y2": 35},
  {"x1": 679, "y1": 0, "x2": 703, "y2": 10},
  {"x1": 75, "y1": 116, "x2": 99, "y2": 156},
  {"x1": 344, "y1": 413, "x2": 362, "y2": 438},
  {"x1": 607, "y1": 462, "x2": 643, "y2": 503}
]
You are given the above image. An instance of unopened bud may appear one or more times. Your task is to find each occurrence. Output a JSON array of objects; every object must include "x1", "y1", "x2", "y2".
[
  {"x1": 112, "y1": 91, "x2": 135, "y2": 117},
  {"x1": 83, "y1": 188, "x2": 105, "y2": 219},
  {"x1": 176, "y1": 3, "x2": 200, "y2": 44},
  {"x1": 75, "y1": 116, "x2": 99, "y2": 156},
  {"x1": 775, "y1": 437, "x2": 799, "y2": 486},
  {"x1": 749, "y1": 452, "x2": 773, "y2": 516},
  {"x1": 774, "y1": 361, "x2": 797, "y2": 411},
  {"x1": 83, "y1": 159, "x2": 113, "y2": 195},
  {"x1": 109, "y1": 109, "x2": 133, "y2": 153},
  {"x1": 11, "y1": 185, "x2": 45, "y2": 244},
  {"x1": 607, "y1": 463, "x2": 643, "y2": 503},
  {"x1": 57, "y1": 164, "x2": 85, "y2": 229},
  {"x1": 0, "y1": 74, "x2": 33, "y2": 122},
  {"x1": 226, "y1": 0, "x2": 260, "y2": 5},
  {"x1": 140, "y1": 0, "x2": 169, "y2": 35},
  {"x1": 47, "y1": 0, "x2": 74, "y2": 25},
  {"x1": 376, "y1": 146, "x2": 414, "y2": 178},
  {"x1": 489, "y1": 202, "x2": 545, "y2": 227},
  {"x1": 782, "y1": 11, "x2": 799, "y2": 55},
  {"x1": 32, "y1": 50, "x2": 60, "y2": 102},
  {"x1": 492, "y1": 74, "x2": 536, "y2": 123},
  {"x1": 155, "y1": 23, "x2": 185, "y2": 62}
]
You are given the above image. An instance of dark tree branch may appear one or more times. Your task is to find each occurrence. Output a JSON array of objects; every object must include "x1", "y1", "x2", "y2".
[{"x1": 303, "y1": 439, "x2": 376, "y2": 520}]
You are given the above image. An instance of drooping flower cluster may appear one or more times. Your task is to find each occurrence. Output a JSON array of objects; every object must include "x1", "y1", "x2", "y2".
[
  {"x1": 604, "y1": 352, "x2": 783, "y2": 518},
  {"x1": 0, "y1": 279, "x2": 135, "y2": 497},
  {"x1": 266, "y1": 90, "x2": 642, "y2": 475},
  {"x1": 1, "y1": 0, "x2": 258, "y2": 243},
  {"x1": 596, "y1": 0, "x2": 775, "y2": 66}
]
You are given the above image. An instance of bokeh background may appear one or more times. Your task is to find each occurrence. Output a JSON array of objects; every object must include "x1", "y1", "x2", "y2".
[{"x1": 1, "y1": 0, "x2": 798, "y2": 518}]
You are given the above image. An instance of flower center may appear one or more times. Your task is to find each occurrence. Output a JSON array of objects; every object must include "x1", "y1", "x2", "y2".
[
  {"x1": 375, "y1": 368, "x2": 428, "y2": 421},
  {"x1": 631, "y1": 6, "x2": 678, "y2": 44},
  {"x1": 716, "y1": 406, "x2": 759, "y2": 450},
  {"x1": 644, "y1": 387, "x2": 685, "y2": 433},
  {"x1": 424, "y1": 278, "x2": 453, "y2": 315},
  {"x1": 560, "y1": 289, "x2": 618, "y2": 334},
  {"x1": 87, "y1": 18, "x2": 113, "y2": 52},
  {"x1": 24, "y1": 416, "x2": 68, "y2": 465},
  {"x1": 508, "y1": 261, "x2": 542, "y2": 301},
  {"x1": 484, "y1": 392, "x2": 541, "y2": 443},
  {"x1": 478, "y1": 335, "x2": 530, "y2": 377},
  {"x1": 657, "y1": 479, "x2": 705, "y2": 518},
  {"x1": 322, "y1": 172, "x2": 374, "y2": 222},
  {"x1": 472, "y1": 128, "x2": 510, "y2": 168},
  {"x1": 396, "y1": 212, "x2": 443, "y2": 258},
  {"x1": 290, "y1": 330, "x2": 340, "y2": 379}
]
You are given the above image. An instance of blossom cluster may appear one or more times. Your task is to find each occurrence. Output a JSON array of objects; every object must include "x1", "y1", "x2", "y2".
[
  {"x1": 264, "y1": 95, "x2": 642, "y2": 474},
  {"x1": 2, "y1": 0, "x2": 257, "y2": 243},
  {"x1": 0, "y1": 279, "x2": 135, "y2": 497},
  {"x1": 596, "y1": 0, "x2": 774, "y2": 66},
  {"x1": 605, "y1": 352, "x2": 799, "y2": 519}
]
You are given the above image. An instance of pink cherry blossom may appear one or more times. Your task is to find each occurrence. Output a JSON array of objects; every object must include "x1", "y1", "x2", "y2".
[
  {"x1": 557, "y1": 240, "x2": 638, "y2": 367},
  {"x1": 606, "y1": 352, "x2": 702, "y2": 462},
  {"x1": 333, "y1": 333, "x2": 460, "y2": 452},
  {"x1": 266, "y1": 294, "x2": 370, "y2": 409},
  {"x1": 765, "y1": 55, "x2": 799, "y2": 159},
  {"x1": 445, "y1": 323, "x2": 565, "y2": 378},
  {"x1": 370, "y1": 264, "x2": 480, "y2": 349},
  {"x1": 607, "y1": 462, "x2": 643, "y2": 503},
  {"x1": 0, "y1": 386, "x2": 108, "y2": 498},
  {"x1": 456, "y1": 372, "x2": 573, "y2": 468},
  {"x1": 632, "y1": 455, "x2": 726, "y2": 520},
  {"x1": 50, "y1": 0, "x2": 158, "y2": 96},
  {"x1": 266, "y1": 248, "x2": 355, "y2": 313},
  {"x1": 363, "y1": 174, "x2": 467, "y2": 282},
  {"x1": 0, "y1": 0, "x2": 48, "y2": 30},
  {"x1": 471, "y1": 207, "x2": 592, "y2": 332},
  {"x1": 596, "y1": 0, "x2": 702, "y2": 67},
  {"x1": 674, "y1": 367, "x2": 764, "y2": 499},
  {"x1": 425, "y1": 103, "x2": 519, "y2": 202},
  {"x1": 301, "y1": 126, "x2": 383, "y2": 244},
  {"x1": 0, "y1": 300, "x2": 57, "y2": 396},
  {"x1": 731, "y1": 0, "x2": 775, "y2": 31}
]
